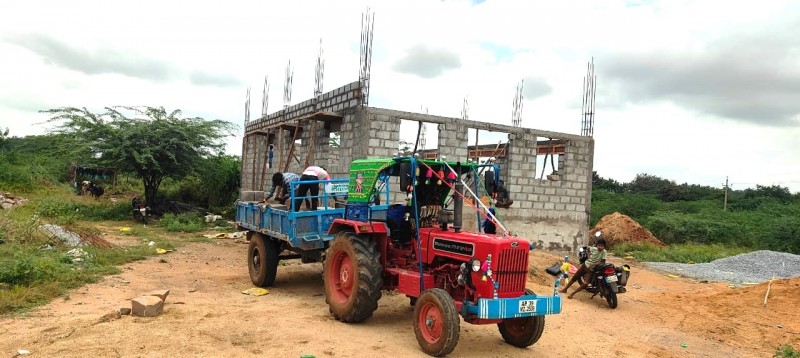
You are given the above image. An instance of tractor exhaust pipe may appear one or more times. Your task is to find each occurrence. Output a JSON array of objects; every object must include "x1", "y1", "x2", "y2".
[{"x1": 453, "y1": 182, "x2": 463, "y2": 233}]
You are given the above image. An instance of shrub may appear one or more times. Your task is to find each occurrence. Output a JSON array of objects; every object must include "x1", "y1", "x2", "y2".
[
  {"x1": 160, "y1": 212, "x2": 204, "y2": 232},
  {"x1": 775, "y1": 345, "x2": 799, "y2": 358}
]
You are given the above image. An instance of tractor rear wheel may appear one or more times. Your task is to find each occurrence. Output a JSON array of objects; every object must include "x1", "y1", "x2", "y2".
[
  {"x1": 498, "y1": 289, "x2": 546, "y2": 348},
  {"x1": 413, "y1": 288, "x2": 460, "y2": 357},
  {"x1": 323, "y1": 231, "x2": 383, "y2": 323},
  {"x1": 248, "y1": 233, "x2": 279, "y2": 287}
]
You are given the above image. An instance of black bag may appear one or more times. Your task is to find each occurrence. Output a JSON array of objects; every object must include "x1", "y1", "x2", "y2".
[
  {"x1": 579, "y1": 246, "x2": 589, "y2": 264},
  {"x1": 545, "y1": 263, "x2": 562, "y2": 277}
]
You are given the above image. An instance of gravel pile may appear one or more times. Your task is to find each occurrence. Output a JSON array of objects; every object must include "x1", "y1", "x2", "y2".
[
  {"x1": 39, "y1": 224, "x2": 83, "y2": 247},
  {"x1": 645, "y1": 250, "x2": 800, "y2": 284}
]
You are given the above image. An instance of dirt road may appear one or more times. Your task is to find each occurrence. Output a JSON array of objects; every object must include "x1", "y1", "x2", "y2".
[{"x1": 1, "y1": 236, "x2": 797, "y2": 358}]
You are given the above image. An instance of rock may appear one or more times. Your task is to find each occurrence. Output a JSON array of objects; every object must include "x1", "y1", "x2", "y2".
[
  {"x1": 1, "y1": 202, "x2": 12, "y2": 210},
  {"x1": 17, "y1": 349, "x2": 30, "y2": 355},
  {"x1": 119, "y1": 307, "x2": 132, "y2": 315},
  {"x1": 147, "y1": 289, "x2": 170, "y2": 302},
  {"x1": 131, "y1": 295, "x2": 164, "y2": 317},
  {"x1": 97, "y1": 310, "x2": 122, "y2": 323}
]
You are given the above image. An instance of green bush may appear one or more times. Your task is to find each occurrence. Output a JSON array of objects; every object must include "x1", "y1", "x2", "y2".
[
  {"x1": 775, "y1": 345, "x2": 799, "y2": 358},
  {"x1": 160, "y1": 212, "x2": 204, "y2": 232},
  {"x1": 34, "y1": 198, "x2": 130, "y2": 223}
]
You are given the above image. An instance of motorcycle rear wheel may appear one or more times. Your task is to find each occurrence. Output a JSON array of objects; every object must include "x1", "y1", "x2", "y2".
[{"x1": 602, "y1": 284, "x2": 618, "y2": 309}]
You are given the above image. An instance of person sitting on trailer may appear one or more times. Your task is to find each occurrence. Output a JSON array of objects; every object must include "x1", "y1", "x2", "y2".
[
  {"x1": 295, "y1": 166, "x2": 330, "y2": 211},
  {"x1": 266, "y1": 172, "x2": 300, "y2": 205},
  {"x1": 494, "y1": 180, "x2": 514, "y2": 208}
]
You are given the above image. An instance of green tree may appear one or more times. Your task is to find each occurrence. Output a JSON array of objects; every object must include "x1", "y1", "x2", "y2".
[
  {"x1": 43, "y1": 106, "x2": 236, "y2": 205},
  {"x1": 0, "y1": 127, "x2": 8, "y2": 153}
]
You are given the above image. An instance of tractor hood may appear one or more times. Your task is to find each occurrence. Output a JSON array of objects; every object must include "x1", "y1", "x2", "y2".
[{"x1": 418, "y1": 228, "x2": 530, "y2": 264}]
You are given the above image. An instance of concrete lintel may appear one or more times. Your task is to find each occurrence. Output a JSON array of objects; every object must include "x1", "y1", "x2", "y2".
[{"x1": 367, "y1": 107, "x2": 590, "y2": 142}]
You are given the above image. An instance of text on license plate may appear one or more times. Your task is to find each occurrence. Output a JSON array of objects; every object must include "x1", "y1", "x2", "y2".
[
  {"x1": 606, "y1": 275, "x2": 618, "y2": 283},
  {"x1": 518, "y1": 299, "x2": 536, "y2": 313}
]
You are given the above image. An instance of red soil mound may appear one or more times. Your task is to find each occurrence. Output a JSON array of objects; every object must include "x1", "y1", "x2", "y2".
[{"x1": 590, "y1": 212, "x2": 665, "y2": 247}]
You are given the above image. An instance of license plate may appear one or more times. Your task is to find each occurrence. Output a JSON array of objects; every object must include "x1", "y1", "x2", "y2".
[
  {"x1": 606, "y1": 275, "x2": 618, "y2": 283},
  {"x1": 518, "y1": 299, "x2": 536, "y2": 313}
]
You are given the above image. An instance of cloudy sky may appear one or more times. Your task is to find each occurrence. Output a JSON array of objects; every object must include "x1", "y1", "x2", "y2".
[{"x1": 1, "y1": 0, "x2": 798, "y2": 192}]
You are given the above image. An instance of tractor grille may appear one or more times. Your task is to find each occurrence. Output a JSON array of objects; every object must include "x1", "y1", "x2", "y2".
[{"x1": 495, "y1": 248, "x2": 528, "y2": 295}]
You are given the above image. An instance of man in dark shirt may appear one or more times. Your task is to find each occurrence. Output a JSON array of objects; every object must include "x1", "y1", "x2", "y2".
[{"x1": 495, "y1": 180, "x2": 513, "y2": 208}]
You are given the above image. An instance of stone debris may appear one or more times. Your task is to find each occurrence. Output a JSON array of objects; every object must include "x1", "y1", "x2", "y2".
[
  {"x1": 131, "y1": 295, "x2": 164, "y2": 317},
  {"x1": 147, "y1": 289, "x2": 170, "y2": 301},
  {"x1": 119, "y1": 307, "x2": 132, "y2": 315},
  {"x1": 128, "y1": 289, "x2": 171, "y2": 317},
  {"x1": 0, "y1": 191, "x2": 27, "y2": 209},
  {"x1": 39, "y1": 224, "x2": 83, "y2": 247},
  {"x1": 96, "y1": 310, "x2": 122, "y2": 324}
]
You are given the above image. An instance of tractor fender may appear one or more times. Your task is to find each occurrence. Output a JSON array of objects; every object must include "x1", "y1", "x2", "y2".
[{"x1": 328, "y1": 219, "x2": 388, "y2": 236}]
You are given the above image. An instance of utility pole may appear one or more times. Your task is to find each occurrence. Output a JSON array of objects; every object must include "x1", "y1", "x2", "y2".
[{"x1": 723, "y1": 176, "x2": 729, "y2": 211}]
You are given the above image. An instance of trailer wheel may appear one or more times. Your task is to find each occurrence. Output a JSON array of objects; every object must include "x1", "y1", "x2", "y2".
[
  {"x1": 498, "y1": 289, "x2": 545, "y2": 348},
  {"x1": 414, "y1": 288, "x2": 460, "y2": 357},
  {"x1": 323, "y1": 231, "x2": 383, "y2": 323},
  {"x1": 248, "y1": 233, "x2": 279, "y2": 287}
]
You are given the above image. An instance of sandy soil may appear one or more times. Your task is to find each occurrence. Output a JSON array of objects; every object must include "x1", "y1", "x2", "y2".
[{"x1": 1, "y1": 236, "x2": 797, "y2": 358}]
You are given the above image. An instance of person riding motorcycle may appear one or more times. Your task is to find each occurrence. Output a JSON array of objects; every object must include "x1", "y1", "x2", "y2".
[{"x1": 560, "y1": 237, "x2": 607, "y2": 299}]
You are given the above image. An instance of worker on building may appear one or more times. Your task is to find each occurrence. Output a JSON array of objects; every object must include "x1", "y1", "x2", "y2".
[
  {"x1": 494, "y1": 180, "x2": 514, "y2": 208},
  {"x1": 268, "y1": 144, "x2": 274, "y2": 169},
  {"x1": 266, "y1": 172, "x2": 300, "y2": 205},
  {"x1": 560, "y1": 238, "x2": 607, "y2": 299},
  {"x1": 295, "y1": 166, "x2": 330, "y2": 211}
]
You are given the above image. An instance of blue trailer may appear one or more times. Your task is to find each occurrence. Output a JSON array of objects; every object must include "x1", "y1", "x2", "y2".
[{"x1": 236, "y1": 177, "x2": 390, "y2": 286}]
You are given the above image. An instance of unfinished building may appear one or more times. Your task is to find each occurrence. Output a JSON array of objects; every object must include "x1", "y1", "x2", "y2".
[{"x1": 240, "y1": 80, "x2": 595, "y2": 252}]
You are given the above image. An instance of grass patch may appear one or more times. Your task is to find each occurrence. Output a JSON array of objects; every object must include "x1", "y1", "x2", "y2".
[
  {"x1": 612, "y1": 242, "x2": 751, "y2": 263},
  {"x1": 0, "y1": 241, "x2": 176, "y2": 315},
  {"x1": 160, "y1": 212, "x2": 204, "y2": 232},
  {"x1": 775, "y1": 345, "x2": 799, "y2": 358}
]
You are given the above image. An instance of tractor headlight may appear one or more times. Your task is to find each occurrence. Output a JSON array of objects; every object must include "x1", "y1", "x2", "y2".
[
  {"x1": 457, "y1": 274, "x2": 466, "y2": 286},
  {"x1": 471, "y1": 259, "x2": 481, "y2": 272}
]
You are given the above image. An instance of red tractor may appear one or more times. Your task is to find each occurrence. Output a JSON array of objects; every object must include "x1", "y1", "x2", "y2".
[{"x1": 322, "y1": 157, "x2": 562, "y2": 356}]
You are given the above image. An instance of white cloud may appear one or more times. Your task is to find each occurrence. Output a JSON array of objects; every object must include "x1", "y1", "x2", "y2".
[{"x1": 0, "y1": 0, "x2": 798, "y2": 192}]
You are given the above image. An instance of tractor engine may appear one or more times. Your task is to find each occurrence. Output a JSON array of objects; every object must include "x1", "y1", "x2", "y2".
[{"x1": 418, "y1": 181, "x2": 530, "y2": 302}]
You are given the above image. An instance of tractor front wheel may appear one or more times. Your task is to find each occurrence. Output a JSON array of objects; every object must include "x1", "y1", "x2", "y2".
[
  {"x1": 413, "y1": 288, "x2": 460, "y2": 357},
  {"x1": 323, "y1": 231, "x2": 383, "y2": 323},
  {"x1": 498, "y1": 289, "x2": 546, "y2": 348}
]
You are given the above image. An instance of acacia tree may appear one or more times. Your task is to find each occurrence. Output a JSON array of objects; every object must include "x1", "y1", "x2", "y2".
[{"x1": 43, "y1": 106, "x2": 236, "y2": 205}]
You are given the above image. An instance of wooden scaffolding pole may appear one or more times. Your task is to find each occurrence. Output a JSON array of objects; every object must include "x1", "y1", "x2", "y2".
[
  {"x1": 258, "y1": 130, "x2": 271, "y2": 191},
  {"x1": 283, "y1": 120, "x2": 303, "y2": 173},
  {"x1": 304, "y1": 121, "x2": 318, "y2": 168}
]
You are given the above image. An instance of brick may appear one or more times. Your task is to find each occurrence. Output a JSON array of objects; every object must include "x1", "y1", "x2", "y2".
[
  {"x1": 544, "y1": 202, "x2": 555, "y2": 210},
  {"x1": 131, "y1": 295, "x2": 164, "y2": 317},
  {"x1": 147, "y1": 289, "x2": 170, "y2": 302},
  {"x1": 520, "y1": 201, "x2": 532, "y2": 208},
  {"x1": 533, "y1": 202, "x2": 545, "y2": 209}
]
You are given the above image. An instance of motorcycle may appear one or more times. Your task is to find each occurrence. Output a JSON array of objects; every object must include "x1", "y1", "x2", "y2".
[
  {"x1": 131, "y1": 197, "x2": 151, "y2": 224},
  {"x1": 576, "y1": 232, "x2": 631, "y2": 309}
]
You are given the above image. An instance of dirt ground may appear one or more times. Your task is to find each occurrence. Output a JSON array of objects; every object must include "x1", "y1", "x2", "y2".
[{"x1": 1, "y1": 232, "x2": 798, "y2": 358}]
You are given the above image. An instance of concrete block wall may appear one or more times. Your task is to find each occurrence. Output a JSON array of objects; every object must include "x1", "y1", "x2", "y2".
[{"x1": 241, "y1": 91, "x2": 595, "y2": 252}]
